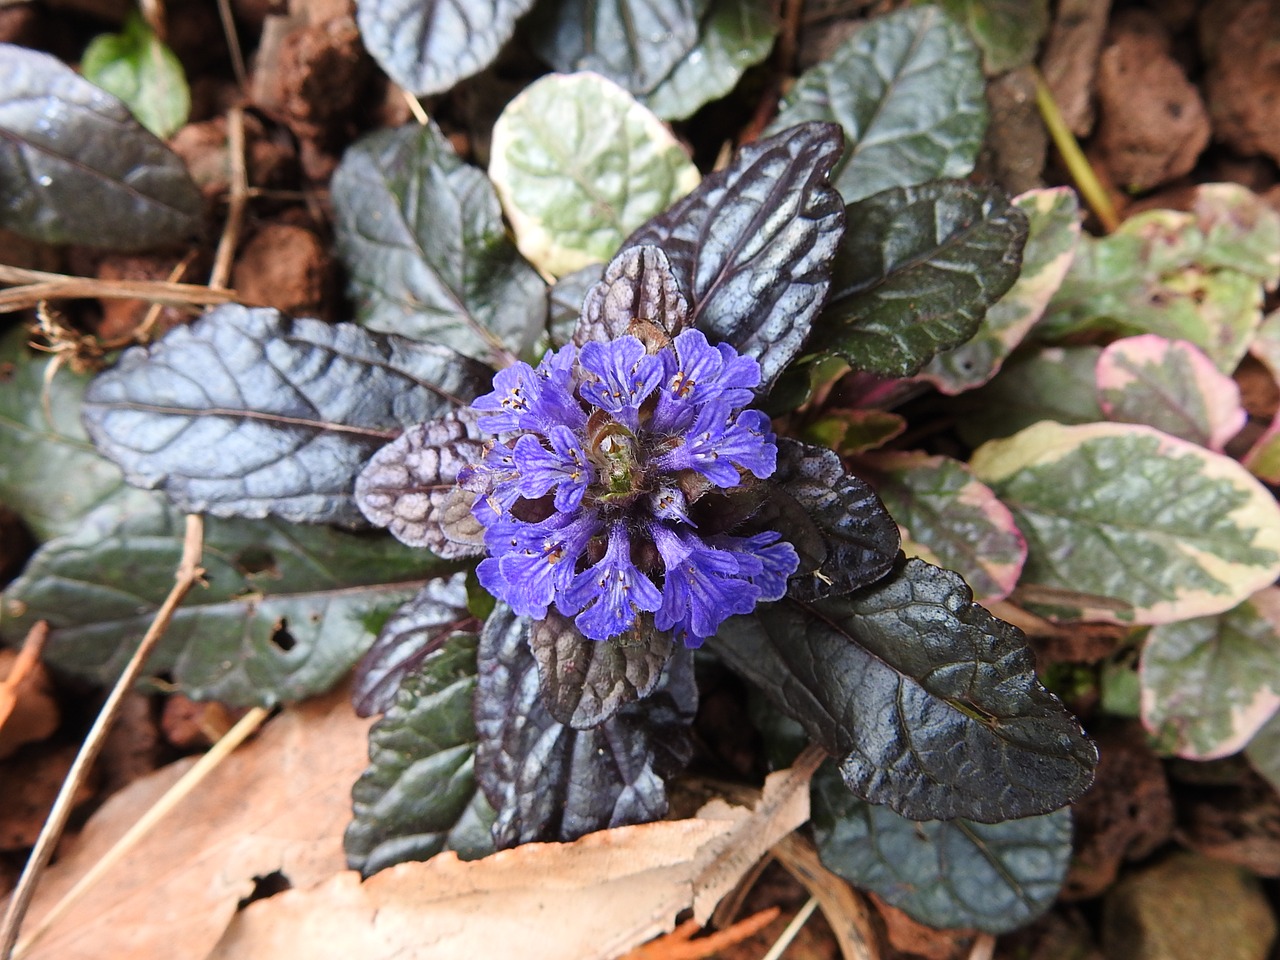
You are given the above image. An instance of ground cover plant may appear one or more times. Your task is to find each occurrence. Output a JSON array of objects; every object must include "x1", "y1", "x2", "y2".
[{"x1": 2, "y1": 1, "x2": 1280, "y2": 958}]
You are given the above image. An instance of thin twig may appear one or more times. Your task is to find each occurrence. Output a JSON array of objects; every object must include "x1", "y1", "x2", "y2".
[
  {"x1": 760, "y1": 897, "x2": 818, "y2": 960},
  {"x1": 0, "y1": 622, "x2": 49, "y2": 734},
  {"x1": 0, "y1": 516, "x2": 205, "y2": 960},
  {"x1": 209, "y1": 106, "x2": 249, "y2": 291},
  {"x1": 0, "y1": 266, "x2": 239, "y2": 315},
  {"x1": 402, "y1": 89, "x2": 430, "y2": 126},
  {"x1": 216, "y1": 0, "x2": 248, "y2": 88},
  {"x1": 12, "y1": 705, "x2": 270, "y2": 959},
  {"x1": 1031, "y1": 65, "x2": 1120, "y2": 232},
  {"x1": 134, "y1": 250, "x2": 199, "y2": 344},
  {"x1": 967, "y1": 933, "x2": 996, "y2": 960},
  {"x1": 773, "y1": 834, "x2": 880, "y2": 960}
]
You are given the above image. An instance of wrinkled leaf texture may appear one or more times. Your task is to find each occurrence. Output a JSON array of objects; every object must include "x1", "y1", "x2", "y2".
[
  {"x1": 530, "y1": 610, "x2": 674, "y2": 729},
  {"x1": 530, "y1": 0, "x2": 708, "y2": 95},
  {"x1": 811, "y1": 761, "x2": 1072, "y2": 933},
  {"x1": 767, "y1": 5, "x2": 987, "y2": 204},
  {"x1": 474, "y1": 604, "x2": 696, "y2": 848},
  {"x1": 1, "y1": 496, "x2": 450, "y2": 705},
  {"x1": 356, "y1": 0, "x2": 536, "y2": 96},
  {"x1": 574, "y1": 245, "x2": 689, "y2": 346},
  {"x1": 623, "y1": 122, "x2": 845, "y2": 392},
  {"x1": 711, "y1": 559, "x2": 1096, "y2": 822},
  {"x1": 815, "y1": 180, "x2": 1028, "y2": 377},
  {"x1": 331, "y1": 122, "x2": 546, "y2": 365},
  {"x1": 0, "y1": 43, "x2": 201, "y2": 248},
  {"x1": 353, "y1": 572, "x2": 477, "y2": 717},
  {"x1": 82, "y1": 305, "x2": 491, "y2": 527},
  {"x1": 346, "y1": 633, "x2": 496, "y2": 876},
  {"x1": 772, "y1": 439, "x2": 900, "y2": 601}
]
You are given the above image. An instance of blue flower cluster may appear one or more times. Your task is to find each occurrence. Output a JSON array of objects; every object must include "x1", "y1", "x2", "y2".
[{"x1": 462, "y1": 329, "x2": 799, "y2": 647}]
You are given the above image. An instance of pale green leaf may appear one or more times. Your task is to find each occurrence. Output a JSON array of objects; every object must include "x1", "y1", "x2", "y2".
[
  {"x1": 1096, "y1": 335, "x2": 1246, "y2": 451},
  {"x1": 871, "y1": 451, "x2": 1026, "y2": 603},
  {"x1": 81, "y1": 13, "x2": 190, "y2": 138},
  {"x1": 489, "y1": 72, "x2": 700, "y2": 277},
  {"x1": 970, "y1": 421, "x2": 1280, "y2": 623},
  {"x1": 1141, "y1": 588, "x2": 1280, "y2": 759},
  {"x1": 933, "y1": 0, "x2": 1049, "y2": 74}
]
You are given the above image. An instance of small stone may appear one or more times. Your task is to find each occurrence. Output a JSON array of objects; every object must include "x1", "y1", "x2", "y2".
[{"x1": 1102, "y1": 851, "x2": 1276, "y2": 960}]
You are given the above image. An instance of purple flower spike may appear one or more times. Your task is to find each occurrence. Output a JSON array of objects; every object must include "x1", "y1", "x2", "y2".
[
  {"x1": 464, "y1": 325, "x2": 798, "y2": 644},
  {"x1": 562, "y1": 523, "x2": 662, "y2": 640},
  {"x1": 578, "y1": 336, "x2": 662, "y2": 428}
]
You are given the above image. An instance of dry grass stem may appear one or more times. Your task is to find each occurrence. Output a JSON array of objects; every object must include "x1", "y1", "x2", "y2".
[
  {"x1": 209, "y1": 106, "x2": 249, "y2": 291},
  {"x1": 0, "y1": 515, "x2": 206, "y2": 960},
  {"x1": 0, "y1": 266, "x2": 239, "y2": 315},
  {"x1": 773, "y1": 834, "x2": 881, "y2": 960},
  {"x1": 760, "y1": 897, "x2": 818, "y2": 960}
]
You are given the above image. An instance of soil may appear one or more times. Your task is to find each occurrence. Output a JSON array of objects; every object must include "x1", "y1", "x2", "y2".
[{"x1": 3, "y1": 1, "x2": 1280, "y2": 959}]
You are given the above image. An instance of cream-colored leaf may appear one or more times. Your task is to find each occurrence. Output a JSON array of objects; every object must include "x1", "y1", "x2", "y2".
[
  {"x1": 15, "y1": 684, "x2": 372, "y2": 960},
  {"x1": 205, "y1": 755, "x2": 817, "y2": 960}
]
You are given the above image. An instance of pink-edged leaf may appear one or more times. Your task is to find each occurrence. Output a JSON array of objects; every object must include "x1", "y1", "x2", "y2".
[
  {"x1": 1096, "y1": 335, "x2": 1246, "y2": 451},
  {"x1": 869, "y1": 451, "x2": 1026, "y2": 603},
  {"x1": 1244, "y1": 418, "x2": 1280, "y2": 484},
  {"x1": 1140, "y1": 587, "x2": 1280, "y2": 759},
  {"x1": 920, "y1": 187, "x2": 1080, "y2": 394}
]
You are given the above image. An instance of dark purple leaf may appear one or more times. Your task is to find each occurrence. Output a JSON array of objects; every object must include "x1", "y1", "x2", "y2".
[
  {"x1": 474, "y1": 604, "x2": 696, "y2": 848},
  {"x1": 622, "y1": 123, "x2": 846, "y2": 390},
  {"x1": 530, "y1": 609, "x2": 675, "y2": 729},
  {"x1": 710, "y1": 559, "x2": 1097, "y2": 822},
  {"x1": 346, "y1": 634, "x2": 495, "y2": 876},
  {"x1": 354, "y1": 410, "x2": 488, "y2": 557},
  {"x1": 0, "y1": 43, "x2": 201, "y2": 249},
  {"x1": 773, "y1": 439, "x2": 900, "y2": 600},
  {"x1": 353, "y1": 573, "x2": 478, "y2": 717},
  {"x1": 81, "y1": 305, "x2": 490, "y2": 526},
  {"x1": 573, "y1": 245, "x2": 690, "y2": 347}
]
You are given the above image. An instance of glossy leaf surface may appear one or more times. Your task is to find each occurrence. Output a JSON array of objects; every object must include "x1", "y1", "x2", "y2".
[
  {"x1": 474, "y1": 605, "x2": 695, "y2": 848},
  {"x1": 711, "y1": 559, "x2": 1097, "y2": 822},
  {"x1": 768, "y1": 6, "x2": 986, "y2": 203},
  {"x1": 814, "y1": 181, "x2": 1028, "y2": 377},
  {"x1": 812, "y1": 761, "x2": 1072, "y2": 933},
  {"x1": 0, "y1": 43, "x2": 201, "y2": 248},
  {"x1": 353, "y1": 573, "x2": 476, "y2": 717},
  {"x1": 82, "y1": 305, "x2": 490, "y2": 526},
  {"x1": 346, "y1": 634, "x2": 495, "y2": 876},
  {"x1": 624, "y1": 122, "x2": 845, "y2": 391},
  {"x1": 355, "y1": 0, "x2": 536, "y2": 96}
]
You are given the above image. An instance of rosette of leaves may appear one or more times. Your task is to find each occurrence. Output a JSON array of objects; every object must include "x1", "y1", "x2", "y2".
[{"x1": 67, "y1": 117, "x2": 1096, "y2": 891}]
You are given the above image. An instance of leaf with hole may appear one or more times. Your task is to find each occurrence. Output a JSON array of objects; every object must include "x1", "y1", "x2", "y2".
[
  {"x1": 623, "y1": 122, "x2": 845, "y2": 391},
  {"x1": 81, "y1": 13, "x2": 190, "y2": 138},
  {"x1": 811, "y1": 760, "x2": 1072, "y2": 933},
  {"x1": 1139, "y1": 588, "x2": 1280, "y2": 759},
  {"x1": 331, "y1": 122, "x2": 546, "y2": 365},
  {"x1": 353, "y1": 572, "x2": 477, "y2": 718},
  {"x1": 489, "y1": 73, "x2": 700, "y2": 277},
  {"x1": 473, "y1": 604, "x2": 696, "y2": 848},
  {"x1": 1096, "y1": 335, "x2": 1245, "y2": 451},
  {"x1": 812, "y1": 180, "x2": 1028, "y2": 377},
  {"x1": 81, "y1": 305, "x2": 491, "y2": 527},
  {"x1": 0, "y1": 43, "x2": 201, "y2": 248},
  {"x1": 355, "y1": 0, "x2": 536, "y2": 96},
  {"x1": 346, "y1": 633, "x2": 496, "y2": 876},
  {"x1": 529, "y1": 0, "x2": 707, "y2": 95},
  {"x1": 767, "y1": 6, "x2": 986, "y2": 203},
  {"x1": 970, "y1": 421, "x2": 1280, "y2": 623},
  {"x1": 1, "y1": 497, "x2": 452, "y2": 706},
  {"x1": 871, "y1": 451, "x2": 1026, "y2": 604},
  {"x1": 642, "y1": 0, "x2": 777, "y2": 120},
  {"x1": 709, "y1": 559, "x2": 1097, "y2": 822},
  {"x1": 921, "y1": 187, "x2": 1081, "y2": 395}
]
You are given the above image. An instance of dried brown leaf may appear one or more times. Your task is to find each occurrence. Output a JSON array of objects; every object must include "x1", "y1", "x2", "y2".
[
  {"x1": 204, "y1": 754, "x2": 820, "y2": 960},
  {"x1": 15, "y1": 684, "x2": 372, "y2": 960}
]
